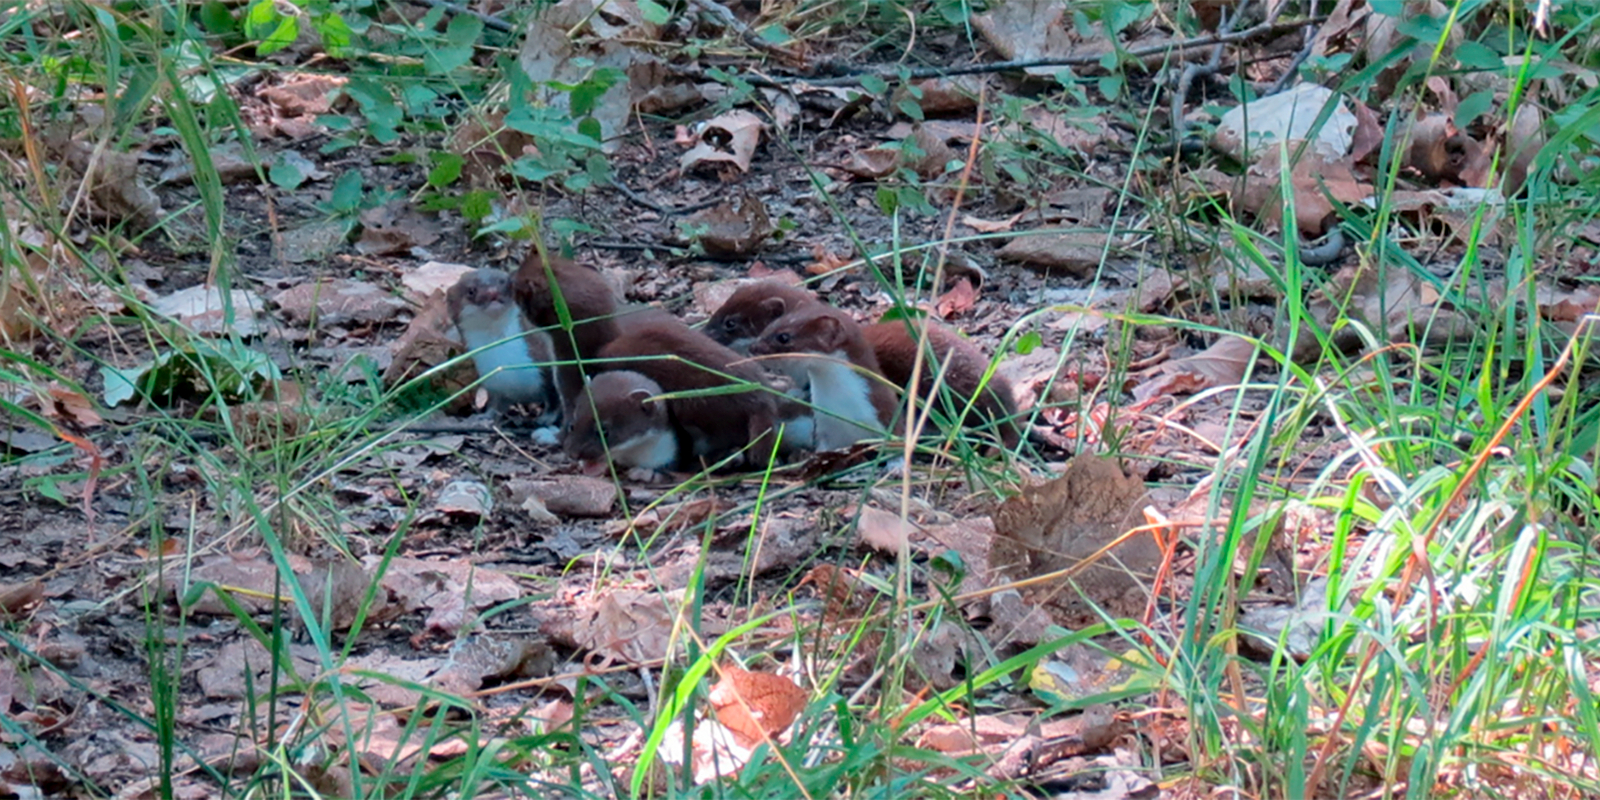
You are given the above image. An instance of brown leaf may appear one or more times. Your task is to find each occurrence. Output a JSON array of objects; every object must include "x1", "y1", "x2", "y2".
[
  {"x1": 1131, "y1": 335, "x2": 1257, "y2": 403},
  {"x1": 272, "y1": 279, "x2": 409, "y2": 328},
  {"x1": 689, "y1": 193, "x2": 772, "y2": 258},
  {"x1": 357, "y1": 202, "x2": 442, "y2": 256},
  {"x1": 259, "y1": 73, "x2": 346, "y2": 117},
  {"x1": 857, "y1": 505, "x2": 917, "y2": 554},
  {"x1": 961, "y1": 212, "x2": 1025, "y2": 233},
  {"x1": 680, "y1": 110, "x2": 764, "y2": 173},
  {"x1": 935, "y1": 275, "x2": 980, "y2": 319},
  {"x1": 990, "y1": 456, "x2": 1160, "y2": 622},
  {"x1": 503, "y1": 476, "x2": 618, "y2": 517},
  {"x1": 0, "y1": 580, "x2": 44, "y2": 618},
  {"x1": 42, "y1": 384, "x2": 101, "y2": 429},
  {"x1": 996, "y1": 232, "x2": 1115, "y2": 277},
  {"x1": 709, "y1": 665, "x2": 807, "y2": 747},
  {"x1": 843, "y1": 147, "x2": 900, "y2": 179}
]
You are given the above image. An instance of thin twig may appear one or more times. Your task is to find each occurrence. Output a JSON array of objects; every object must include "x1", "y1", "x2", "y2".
[
  {"x1": 689, "y1": 0, "x2": 802, "y2": 63},
  {"x1": 758, "y1": 15, "x2": 1325, "y2": 86},
  {"x1": 418, "y1": 0, "x2": 513, "y2": 32}
]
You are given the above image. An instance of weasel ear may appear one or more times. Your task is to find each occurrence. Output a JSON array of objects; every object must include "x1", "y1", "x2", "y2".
[
  {"x1": 814, "y1": 314, "x2": 845, "y2": 350},
  {"x1": 759, "y1": 296, "x2": 788, "y2": 319},
  {"x1": 629, "y1": 388, "x2": 657, "y2": 415}
]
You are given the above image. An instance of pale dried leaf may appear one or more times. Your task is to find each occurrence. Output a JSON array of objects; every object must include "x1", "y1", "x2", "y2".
[
  {"x1": 1132, "y1": 336, "x2": 1258, "y2": 403},
  {"x1": 680, "y1": 110, "x2": 764, "y2": 173}
]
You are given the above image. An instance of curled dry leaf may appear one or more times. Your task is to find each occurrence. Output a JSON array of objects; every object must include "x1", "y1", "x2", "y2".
[
  {"x1": 935, "y1": 275, "x2": 980, "y2": 319},
  {"x1": 680, "y1": 110, "x2": 764, "y2": 173},
  {"x1": 1130, "y1": 335, "x2": 1258, "y2": 403},
  {"x1": 1237, "y1": 152, "x2": 1371, "y2": 236},
  {"x1": 41, "y1": 384, "x2": 102, "y2": 429},
  {"x1": 997, "y1": 231, "x2": 1116, "y2": 277},
  {"x1": 503, "y1": 476, "x2": 618, "y2": 517},
  {"x1": 972, "y1": 2, "x2": 1107, "y2": 76},
  {"x1": 357, "y1": 202, "x2": 442, "y2": 256},
  {"x1": 709, "y1": 665, "x2": 807, "y2": 748}
]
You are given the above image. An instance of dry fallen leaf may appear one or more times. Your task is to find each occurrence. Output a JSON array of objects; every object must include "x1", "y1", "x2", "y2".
[
  {"x1": 688, "y1": 193, "x2": 772, "y2": 258},
  {"x1": 856, "y1": 505, "x2": 917, "y2": 554},
  {"x1": 403, "y1": 261, "x2": 477, "y2": 303},
  {"x1": 935, "y1": 275, "x2": 980, "y2": 319},
  {"x1": 990, "y1": 456, "x2": 1160, "y2": 622},
  {"x1": 997, "y1": 231, "x2": 1116, "y2": 277},
  {"x1": 1131, "y1": 335, "x2": 1258, "y2": 403},
  {"x1": 709, "y1": 665, "x2": 807, "y2": 748},
  {"x1": 272, "y1": 278, "x2": 409, "y2": 328},
  {"x1": 0, "y1": 580, "x2": 44, "y2": 619},
  {"x1": 680, "y1": 110, "x2": 764, "y2": 173},
  {"x1": 503, "y1": 476, "x2": 618, "y2": 517},
  {"x1": 151, "y1": 284, "x2": 269, "y2": 337}
]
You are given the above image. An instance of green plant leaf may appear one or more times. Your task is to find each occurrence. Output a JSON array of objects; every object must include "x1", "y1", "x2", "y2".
[
  {"x1": 1456, "y1": 40, "x2": 1503, "y2": 71},
  {"x1": 1455, "y1": 90, "x2": 1494, "y2": 128},
  {"x1": 1015, "y1": 330, "x2": 1043, "y2": 355},
  {"x1": 425, "y1": 14, "x2": 483, "y2": 74},
  {"x1": 860, "y1": 74, "x2": 889, "y2": 95},
  {"x1": 269, "y1": 157, "x2": 305, "y2": 189},
  {"x1": 897, "y1": 97, "x2": 924, "y2": 121},
  {"x1": 256, "y1": 16, "x2": 298, "y2": 56},
  {"x1": 328, "y1": 170, "x2": 363, "y2": 213},
  {"x1": 199, "y1": 1, "x2": 235, "y2": 34},
  {"x1": 427, "y1": 152, "x2": 464, "y2": 188},
  {"x1": 638, "y1": 0, "x2": 671, "y2": 24}
]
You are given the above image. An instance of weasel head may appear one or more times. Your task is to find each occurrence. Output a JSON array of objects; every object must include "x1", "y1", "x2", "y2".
[
  {"x1": 706, "y1": 282, "x2": 814, "y2": 351},
  {"x1": 562, "y1": 370, "x2": 671, "y2": 462},
  {"x1": 749, "y1": 305, "x2": 852, "y2": 358},
  {"x1": 447, "y1": 268, "x2": 515, "y2": 322}
]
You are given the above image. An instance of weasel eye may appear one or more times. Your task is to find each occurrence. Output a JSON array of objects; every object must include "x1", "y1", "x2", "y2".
[
  {"x1": 775, "y1": 332, "x2": 792, "y2": 345},
  {"x1": 723, "y1": 317, "x2": 739, "y2": 330}
]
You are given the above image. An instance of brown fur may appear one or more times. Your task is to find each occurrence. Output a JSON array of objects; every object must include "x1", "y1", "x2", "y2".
[
  {"x1": 705, "y1": 281, "x2": 819, "y2": 352},
  {"x1": 563, "y1": 370, "x2": 678, "y2": 475},
  {"x1": 511, "y1": 250, "x2": 622, "y2": 414},
  {"x1": 597, "y1": 315, "x2": 780, "y2": 469},
  {"x1": 750, "y1": 305, "x2": 898, "y2": 449},
  {"x1": 864, "y1": 319, "x2": 1022, "y2": 447}
]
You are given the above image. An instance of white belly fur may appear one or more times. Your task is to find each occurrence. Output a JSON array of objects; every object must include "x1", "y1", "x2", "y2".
[
  {"x1": 806, "y1": 356, "x2": 885, "y2": 450},
  {"x1": 457, "y1": 304, "x2": 550, "y2": 406},
  {"x1": 609, "y1": 427, "x2": 678, "y2": 470}
]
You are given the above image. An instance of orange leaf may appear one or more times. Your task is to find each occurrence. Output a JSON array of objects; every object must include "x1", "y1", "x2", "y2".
[{"x1": 709, "y1": 665, "x2": 806, "y2": 747}]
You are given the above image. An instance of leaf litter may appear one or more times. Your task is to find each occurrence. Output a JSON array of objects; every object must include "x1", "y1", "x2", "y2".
[{"x1": 6, "y1": 0, "x2": 1597, "y2": 795}]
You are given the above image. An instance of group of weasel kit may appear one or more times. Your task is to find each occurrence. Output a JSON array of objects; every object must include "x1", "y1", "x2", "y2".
[{"x1": 445, "y1": 249, "x2": 1023, "y2": 480}]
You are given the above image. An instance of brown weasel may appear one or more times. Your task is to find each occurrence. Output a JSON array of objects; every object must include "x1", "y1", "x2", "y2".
[
  {"x1": 563, "y1": 370, "x2": 679, "y2": 480},
  {"x1": 705, "y1": 281, "x2": 820, "y2": 353},
  {"x1": 864, "y1": 319, "x2": 1022, "y2": 448},
  {"x1": 596, "y1": 314, "x2": 784, "y2": 469},
  {"x1": 511, "y1": 249, "x2": 622, "y2": 416},
  {"x1": 749, "y1": 305, "x2": 898, "y2": 451},
  {"x1": 446, "y1": 269, "x2": 562, "y2": 437}
]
